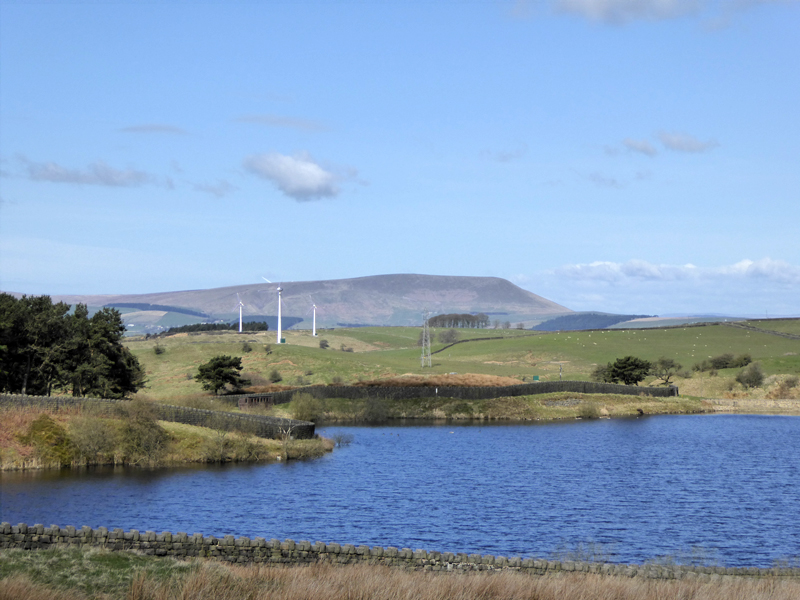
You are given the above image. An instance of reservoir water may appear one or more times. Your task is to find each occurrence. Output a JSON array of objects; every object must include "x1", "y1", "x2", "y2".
[{"x1": 2, "y1": 414, "x2": 799, "y2": 567}]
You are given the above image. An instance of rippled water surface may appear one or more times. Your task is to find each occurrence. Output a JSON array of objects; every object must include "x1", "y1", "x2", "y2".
[{"x1": 2, "y1": 414, "x2": 799, "y2": 566}]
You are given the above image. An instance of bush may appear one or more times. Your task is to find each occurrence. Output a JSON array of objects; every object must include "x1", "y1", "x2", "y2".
[
  {"x1": 241, "y1": 342, "x2": 252, "y2": 353},
  {"x1": 69, "y1": 415, "x2": 118, "y2": 464},
  {"x1": 362, "y1": 397, "x2": 388, "y2": 423},
  {"x1": 153, "y1": 344, "x2": 165, "y2": 355},
  {"x1": 18, "y1": 414, "x2": 76, "y2": 466},
  {"x1": 438, "y1": 329, "x2": 460, "y2": 344},
  {"x1": 330, "y1": 432, "x2": 354, "y2": 447},
  {"x1": 319, "y1": 339, "x2": 329, "y2": 350},
  {"x1": 263, "y1": 344, "x2": 272, "y2": 355},
  {"x1": 331, "y1": 375, "x2": 343, "y2": 385},
  {"x1": 291, "y1": 392, "x2": 325, "y2": 423},
  {"x1": 269, "y1": 369, "x2": 283, "y2": 383},
  {"x1": 736, "y1": 362, "x2": 765, "y2": 389},
  {"x1": 117, "y1": 400, "x2": 169, "y2": 465},
  {"x1": 578, "y1": 402, "x2": 601, "y2": 419}
]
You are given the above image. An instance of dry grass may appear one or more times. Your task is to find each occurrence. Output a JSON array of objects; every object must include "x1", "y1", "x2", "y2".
[
  {"x1": 0, "y1": 406, "x2": 81, "y2": 470},
  {"x1": 3, "y1": 559, "x2": 800, "y2": 600}
]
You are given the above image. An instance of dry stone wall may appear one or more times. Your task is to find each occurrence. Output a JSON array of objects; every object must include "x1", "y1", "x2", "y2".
[
  {"x1": 0, "y1": 394, "x2": 314, "y2": 440},
  {"x1": 267, "y1": 381, "x2": 678, "y2": 404},
  {"x1": 2, "y1": 523, "x2": 798, "y2": 581}
]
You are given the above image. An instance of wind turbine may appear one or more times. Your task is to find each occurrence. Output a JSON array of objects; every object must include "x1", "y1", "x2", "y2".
[
  {"x1": 306, "y1": 297, "x2": 318, "y2": 337},
  {"x1": 236, "y1": 293, "x2": 244, "y2": 333},
  {"x1": 276, "y1": 286, "x2": 283, "y2": 343}
]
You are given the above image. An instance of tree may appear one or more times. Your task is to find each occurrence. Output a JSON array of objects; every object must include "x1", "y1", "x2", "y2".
[
  {"x1": 196, "y1": 355, "x2": 250, "y2": 394},
  {"x1": 607, "y1": 356, "x2": 652, "y2": 386},
  {"x1": 650, "y1": 357, "x2": 682, "y2": 385},
  {"x1": 0, "y1": 295, "x2": 144, "y2": 398},
  {"x1": 736, "y1": 362, "x2": 764, "y2": 389},
  {"x1": 438, "y1": 329, "x2": 459, "y2": 344}
]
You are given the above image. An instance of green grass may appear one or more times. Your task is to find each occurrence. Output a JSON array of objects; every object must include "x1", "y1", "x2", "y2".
[
  {"x1": 0, "y1": 547, "x2": 197, "y2": 597},
  {"x1": 743, "y1": 319, "x2": 800, "y2": 336},
  {"x1": 127, "y1": 321, "x2": 800, "y2": 402}
]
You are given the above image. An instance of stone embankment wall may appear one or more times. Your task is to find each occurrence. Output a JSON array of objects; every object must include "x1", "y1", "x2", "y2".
[
  {"x1": 0, "y1": 394, "x2": 315, "y2": 440},
  {"x1": 2, "y1": 523, "x2": 798, "y2": 581},
  {"x1": 267, "y1": 380, "x2": 679, "y2": 404}
]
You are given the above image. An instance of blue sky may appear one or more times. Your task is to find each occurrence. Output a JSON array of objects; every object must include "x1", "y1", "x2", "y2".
[{"x1": 1, "y1": 0, "x2": 798, "y2": 316}]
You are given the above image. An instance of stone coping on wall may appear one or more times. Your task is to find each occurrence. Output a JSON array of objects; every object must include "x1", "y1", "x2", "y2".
[{"x1": 2, "y1": 523, "x2": 798, "y2": 580}]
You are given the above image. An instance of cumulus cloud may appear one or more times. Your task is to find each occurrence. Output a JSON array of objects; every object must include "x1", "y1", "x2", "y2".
[
  {"x1": 19, "y1": 156, "x2": 156, "y2": 187},
  {"x1": 555, "y1": 258, "x2": 800, "y2": 285},
  {"x1": 193, "y1": 180, "x2": 237, "y2": 198},
  {"x1": 235, "y1": 114, "x2": 327, "y2": 132},
  {"x1": 243, "y1": 152, "x2": 342, "y2": 201},
  {"x1": 119, "y1": 124, "x2": 188, "y2": 135},
  {"x1": 623, "y1": 138, "x2": 658, "y2": 156},
  {"x1": 659, "y1": 131, "x2": 719, "y2": 153},
  {"x1": 554, "y1": 0, "x2": 702, "y2": 23}
]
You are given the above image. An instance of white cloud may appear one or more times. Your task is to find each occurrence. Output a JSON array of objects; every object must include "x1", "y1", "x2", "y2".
[
  {"x1": 119, "y1": 124, "x2": 188, "y2": 135},
  {"x1": 659, "y1": 131, "x2": 719, "y2": 153},
  {"x1": 555, "y1": 258, "x2": 800, "y2": 285},
  {"x1": 19, "y1": 156, "x2": 156, "y2": 187},
  {"x1": 623, "y1": 138, "x2": 658, "y2": 156},
  {"x1": 554, "y1": 0, "x2": 702, "y2": 23},
  {"x1": 235, "y1": 114, "x2": 327, "y2": 132},
  {"x1": 243, "y1": 152, "x2": 341, "y2": 201}
]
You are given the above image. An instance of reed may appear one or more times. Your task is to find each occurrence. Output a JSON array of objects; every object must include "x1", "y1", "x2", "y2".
[{"x1": 1, "y1": 549, "x2": 799, "y2": 600}]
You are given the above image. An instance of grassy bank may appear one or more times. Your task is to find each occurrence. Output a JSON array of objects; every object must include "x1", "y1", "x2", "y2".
[
  {"x1": 126, "y1": 321, "x2": 800, "y2": 404},
  {"x1": 273, "y1": 391, "x2": 709, "y2": 424},
  {"x1": 1, "y1": 548, "x2": 799, "y2": 600},
  {"x1": 0, "y1": 403, "x2": 332, "y2": 472}
]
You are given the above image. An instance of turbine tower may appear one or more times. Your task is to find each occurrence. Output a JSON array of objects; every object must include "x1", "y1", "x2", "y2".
[
  {"x1": 276, "y1": 286, "x2": 283, "y2": 344},
  {"x1": 236, "y1": 293, "x2": 244, "y2": 333},
  {"x1": 312, "y1": 304, "x2": 317, "y2": 337}
]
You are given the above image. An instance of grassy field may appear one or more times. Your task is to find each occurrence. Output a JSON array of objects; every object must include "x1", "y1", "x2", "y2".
[
  {"x1": 1, "y1": 548, "x2": 799, "y2": 600},
  {"x1": 127, "y1": 322, "x2": 800, "y2": 404},
  {"x1": 0, "y1": 403, "x2": 332, "y2": 471}
]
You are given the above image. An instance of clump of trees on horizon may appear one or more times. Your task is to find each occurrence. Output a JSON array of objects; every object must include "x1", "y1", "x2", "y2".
[
  {"x1": 148, "y1": 321, "x2": 270, "y2": 338},
  {"x1": 0, "y1": 294, "x2": 145, "y2": 398},
  {"x1": 427, "y1": 313, "x2": 490, "y2": 328}
]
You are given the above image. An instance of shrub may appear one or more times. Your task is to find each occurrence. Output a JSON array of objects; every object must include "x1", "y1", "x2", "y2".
[
  {"x1": 340, "y1": 344, "x2": 354, "y2": 352},
  {"x1": 438, "y1": 329, "x2": 460, "y2": 344},
  {"x1": 241, "y1": 342, "x2": 252, "y2": 353},
  {"x1": 153, "y1": 344, "x2": 165, "y2": 355},
  {"x1": 331, "y1": 375, "x2": 343, "y2": 385},
  {"x1": 18, "y1": 414, "x2": 76, "y2": 466},
  {"x1": 591, "y1": 363, "x2": 612, "y2": 383},
  {"x1": 117, "y1": 400, "x2": 169, "y2": 465},
  {"x1": 736, "y1": 362, "x2": 765, "y2": 389},
  {"x1": 732, "y1": 353, "x2": 752, "y2": 368},
  {"x1": 269, "y1": 369, "x2": 283, "y2": 383},
  {"x1": 578, "y1": 402, "x2": 601, "y2": 419},
  {"x1": 362, "y1": 397, "x2": 388, "y2": 423},
  {"x1": 69, "y1": 415, "x2": 118, "y2": 464},
  {"x1": 319, "y1": 339, "x2": 329, "y2": 350},
  {"x1": 330, "y1": 432, "x2": 354, "y2": 447},
  {"x1": 263, "y1": 344, "x2": 272, "y2": 355},
  {"x1": 291, "y1": 392, "x2": 325, "y2": 423}
]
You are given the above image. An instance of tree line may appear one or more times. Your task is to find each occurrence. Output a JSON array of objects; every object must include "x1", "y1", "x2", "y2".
[
  {"x1": 0, "y1": 294, "x2": 145, "y2": 398},
  {"x1": 427, "y1": 313, "x2": 490, "y2": 329},
  {"x1": 148, "y1": 321, "x2": 269, "y2": 338}
]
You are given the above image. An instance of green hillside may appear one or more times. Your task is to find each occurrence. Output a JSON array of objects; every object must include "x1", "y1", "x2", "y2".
[{"x1": 126, "y1": 321, "x2": 800, "y2": 402}]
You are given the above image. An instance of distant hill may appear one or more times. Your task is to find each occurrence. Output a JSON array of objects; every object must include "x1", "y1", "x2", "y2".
[
  {"x1": 27, "y1": 274, "x2": 572, "y2": 333},
  {"x1": 532, "y1": 312, "x2": 653, "y2": 331}
]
